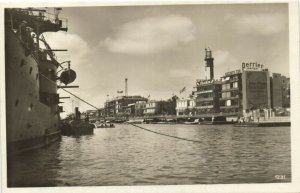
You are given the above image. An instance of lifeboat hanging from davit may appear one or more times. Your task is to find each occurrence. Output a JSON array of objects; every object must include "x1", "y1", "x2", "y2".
[
  {"x1": 60, "y1": 68, "x2": 76, "y2": 85},
  {"x1": 59, "y1": 61, "x2": 77, "y2": 85}
]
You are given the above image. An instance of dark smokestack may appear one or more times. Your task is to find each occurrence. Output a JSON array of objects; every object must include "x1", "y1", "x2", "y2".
[
  {"x1": 125, "y1": 78, "x2": 128, "y2": 96},
  {"x1": 204, "y1": 48, "x2": 214, "y2": 80}
]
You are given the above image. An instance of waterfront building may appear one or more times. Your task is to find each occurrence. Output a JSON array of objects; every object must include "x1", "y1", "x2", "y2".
[
  {"x1": 82, "y1": 108, "x2": 105, "y2": 122},
  {"x1": 124, "y1": 103, "x2": 136, "y2": 117},
  {"x1": 194, "y1": 79, "x2": 222, "y2": 115},
  {"x1": 219, "y1": 69, "x2": 243, "y2": 115},
  {"x1": 144, "y1": 97, "x2": 177, "y2": 116},
  {"x1": 220, "y1": 64, "x2": 271, "y2": 116},
  {"x1": 144, "y1": 100, "x2": 158, "y2": 115},
  {"x1": 271, "y1": 73, "x2": 290, "y2": 108},
  {"x1": 135, "y1": 101, "x2": 146, "y2": 117},
  {"x1": 194, "y1": 48, "x2": 222, "y2": 115},
  {"x1": 176, "y1": 97, "x2": 196, "y2": 116},
  {"x1": 104, "y1": 95, "x2": 148, "y2": 117},
  {"x1": 191, "y1": 48, "x2": 287, "y2": 120},
  {"x1": 241, "y1": 68, "x2": 271, "y2": 111}
]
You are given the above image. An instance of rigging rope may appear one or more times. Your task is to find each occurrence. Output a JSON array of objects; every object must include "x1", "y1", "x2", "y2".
[
  {"x1": 39, "y1": 73, "x2": 201, "y2": 143},
  {"x1": 60, "y1": 88, "x2": 99, "y2": 110},
  {"x1": 39, "y1": 73, "x2": 99, "y2": 110}
]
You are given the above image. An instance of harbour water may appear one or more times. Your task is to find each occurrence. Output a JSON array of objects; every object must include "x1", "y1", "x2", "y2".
[{"x1": 7, "y1": 124, "x2": 291, "y2": 187}]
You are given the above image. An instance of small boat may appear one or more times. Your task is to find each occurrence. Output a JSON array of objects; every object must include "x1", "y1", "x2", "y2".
[
  {"x1": 95, "y1": 122, "x2": 115, "y2": 128},
  {"x1": 126, "y1": 119, "x2": 143, "y2": 124},
  {"x1": 166, "y1": 119, "x2": 176, "y2": 124},
  {"x1": 184, "y1": 119, "x2": 199, "y2": 125},
  {"x1": 144, "y1": 117, "x2": 167, "y2": 124}
]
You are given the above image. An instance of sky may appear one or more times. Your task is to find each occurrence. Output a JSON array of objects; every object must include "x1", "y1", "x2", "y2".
[{"x1": 42, "y1": 3, "x2": 289, "y2": 116}]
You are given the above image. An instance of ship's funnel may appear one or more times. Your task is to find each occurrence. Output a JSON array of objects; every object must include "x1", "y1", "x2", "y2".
[{"x1": 60, "y1": 69, "x2": 76, "y2": 85}]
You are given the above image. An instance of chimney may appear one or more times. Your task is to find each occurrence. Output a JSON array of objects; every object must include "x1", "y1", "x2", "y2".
[
  {"x1": 204, "y1": 48, "x2": 214, "y2": 80},
  {"x1": 125, "y1": 78, "x2": 128, "y2": 96}
]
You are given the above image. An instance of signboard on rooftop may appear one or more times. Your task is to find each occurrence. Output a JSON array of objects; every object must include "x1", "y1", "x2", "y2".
[
  {"x1": 242, "y1": 62, "x2": 264, "y2": 71},
  {"x1": 225, "y1": 69, "x2": 242, "y2": 76}
]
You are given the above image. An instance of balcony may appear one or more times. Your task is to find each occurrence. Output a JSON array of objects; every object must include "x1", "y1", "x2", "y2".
[
  {"x1": 221, "y1": 87, "x2": 240, "y2": 92},
  {"x1": 145, "y1": 106, "x2": 156, "y2": 109},
  {"x1": 196, "y1": 105, "x2": 214, "y2": 109},
  {"x1": 219, "y1": 96, "x2": 240, "y2": 100},
  {"x1": 221, "y1": 78, "x2": 240, "y2": 83},
  {"x1": 220, "y1": 105, "x2": 240, "y2": 109},
  {"x1": 196, "y1": 97, "x2": 214, "y2": 102},
  {"x1": 195, "y1": 90, "x2": 213, "y2": 94}
]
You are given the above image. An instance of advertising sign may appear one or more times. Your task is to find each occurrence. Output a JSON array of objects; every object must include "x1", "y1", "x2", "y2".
[
  {"x1": 242, "y1": 62, "x2": 264, "y2": 71},
  {"x1": 245, "y1": 71, "x2": 268, "y2": 109}
]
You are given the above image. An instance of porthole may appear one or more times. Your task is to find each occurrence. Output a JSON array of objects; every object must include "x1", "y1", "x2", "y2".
[
  {"x1": 15, "y1": 99, "x2": 19, "y2": 107},
  {"x1": 20, "y1": 59, "x2": 25, "y2": 67},
  {"x1": 29, "y1": 67, "x2": 33, "y2": 74},
  {"x1": 28, "y1": 104, "x2": 33, "y2": 111}
]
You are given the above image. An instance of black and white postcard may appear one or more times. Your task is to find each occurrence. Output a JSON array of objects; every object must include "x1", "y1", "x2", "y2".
[{"x1": 1, "y1": 0, "x2": 299, "y2": 193}]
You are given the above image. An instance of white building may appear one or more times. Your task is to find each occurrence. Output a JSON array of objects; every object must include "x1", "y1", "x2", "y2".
[
  {"x1": 176, "y1": 98, "x2": 196, "y2": 116},
  {"x1": 144, "y1": 100, "x2": 158, "y2": 115}
]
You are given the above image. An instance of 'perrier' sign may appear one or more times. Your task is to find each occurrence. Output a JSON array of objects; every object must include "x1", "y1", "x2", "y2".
[{"x1": 242, "y1": 62, "x2": 264, "y2": 71}]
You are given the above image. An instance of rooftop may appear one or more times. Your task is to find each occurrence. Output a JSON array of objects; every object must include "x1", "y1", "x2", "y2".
[{"x1": 106, "y1": 95, "x2": 147, "y2": 103}]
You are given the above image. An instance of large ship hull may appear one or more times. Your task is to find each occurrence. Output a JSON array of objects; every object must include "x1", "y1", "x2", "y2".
[{"x1": 5, "y1": 26, "x2": 61, "y2": 155}]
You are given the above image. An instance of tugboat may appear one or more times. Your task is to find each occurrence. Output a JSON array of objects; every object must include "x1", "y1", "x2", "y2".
[
  {"x1": 5, "y1": 8, "x2": 76, "y2": 154},
  {"x1": 60, "y1": 107, "x2": 95, "y2": 135}
]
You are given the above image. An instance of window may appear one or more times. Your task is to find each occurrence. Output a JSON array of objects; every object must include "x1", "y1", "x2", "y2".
[
  {"x1": 231, "y1": 99, "x2": 238, "y2": 106},
  {"x1": 222, "y1": 84, "x2": 226, "y2": 90},
  {"x1": 226, "y1": 100, "x2": 231, "y2": 106},
  {"x1": 222, "y1": 92, "x2": 231, "y2": 98},
  {"x1": 233, "y1": 82, "x2": 238, "y2": 88},
  {"x1": 222, "y1": 83, "x2": 230, "y2": 90},
  {"x1": 28, "y1": 104, "x2": 33, "y2": 111}
]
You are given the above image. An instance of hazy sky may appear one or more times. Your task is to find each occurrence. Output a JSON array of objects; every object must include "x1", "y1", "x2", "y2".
[{"x1": 43, "y1": 3, "x2": 289, "y2": 116}]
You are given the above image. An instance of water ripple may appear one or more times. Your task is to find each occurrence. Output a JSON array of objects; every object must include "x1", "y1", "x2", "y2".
[{"x1": 7, "y1": 124, "x2": 291, "y2": 186}]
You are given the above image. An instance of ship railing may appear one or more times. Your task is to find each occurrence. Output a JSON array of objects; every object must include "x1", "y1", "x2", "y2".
[{"x1": 15, "y1": 8, "x2": 68, "y2": 29}]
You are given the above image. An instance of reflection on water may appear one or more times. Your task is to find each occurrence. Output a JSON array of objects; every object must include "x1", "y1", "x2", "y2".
[{"x1": 7, "y1": 124, "x2": 291, "y2": 186}]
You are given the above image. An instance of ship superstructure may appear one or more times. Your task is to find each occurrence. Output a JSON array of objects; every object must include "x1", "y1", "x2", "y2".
[{"x1": 5, "y1": 8, "x2": 76, "y2": 154}]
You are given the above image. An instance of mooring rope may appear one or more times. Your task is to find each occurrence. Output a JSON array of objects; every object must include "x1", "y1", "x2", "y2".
[
  {"x1": 127, "y1": 123, "x2": 203, "y2": 143},
  {"x1": 39, "y1": 73, "x2": 202, "y2": 143}
]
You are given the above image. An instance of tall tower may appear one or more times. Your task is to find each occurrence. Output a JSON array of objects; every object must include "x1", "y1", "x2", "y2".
[
  {"x1": 204, "y1": 48, "x2": 214, "y2": 80},
  {"x1": 125, "y1": 78, "x2": 128, "y2": 96}
]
